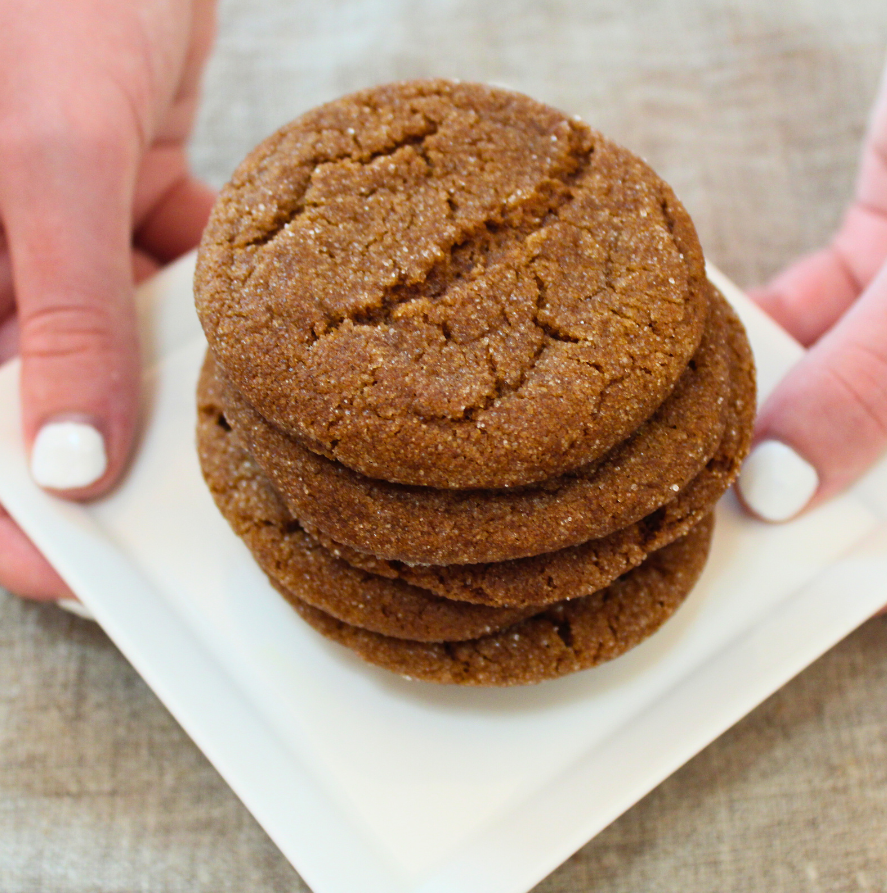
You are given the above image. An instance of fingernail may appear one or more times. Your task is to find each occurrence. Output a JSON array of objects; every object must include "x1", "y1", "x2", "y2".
[
  {"x1": 30, "y1": 421, "x2": 107, "y2": 490},
  {"x1": 737, "y1": 439, "x2": 820, "y2": 522},
  {"x1": 56, "y1": 598, "x2": 96, "y2": 621}
]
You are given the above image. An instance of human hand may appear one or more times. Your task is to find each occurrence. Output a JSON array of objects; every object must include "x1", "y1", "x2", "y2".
[
  {"x1": 737, "y1": 60, "x2": 887, "y2": 522},
  {"x1": 0, "y1": 0, "x2": 217, "y2": 601}
]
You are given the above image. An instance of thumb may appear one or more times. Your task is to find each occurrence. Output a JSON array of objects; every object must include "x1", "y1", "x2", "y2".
[
  {"x1": 738, "y1": 261, "x2": 887, "y2": 521},
  {"x1": 0, "y1": 118, "x2": 140, "y2": 497}
]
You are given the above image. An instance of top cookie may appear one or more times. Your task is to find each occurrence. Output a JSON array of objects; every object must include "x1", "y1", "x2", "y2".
[{"x1": 195, "y1": 79, "x2": 708, "y2": 488}]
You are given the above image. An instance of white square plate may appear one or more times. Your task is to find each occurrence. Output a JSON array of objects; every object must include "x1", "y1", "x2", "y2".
[{"x1": 2, "y1": 253, "x2": 887, "y2": 893}]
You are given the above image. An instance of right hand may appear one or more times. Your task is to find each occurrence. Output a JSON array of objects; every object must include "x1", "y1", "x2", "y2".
[{"x1": 738, "y1": 60, "x2": 887, "y2": 522}]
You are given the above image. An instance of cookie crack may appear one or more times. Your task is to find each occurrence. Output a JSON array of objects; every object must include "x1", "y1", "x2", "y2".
[
  {"x1": 550, "y1": 613, "x2": 575, "y2": 649},
  {"x1": 604, "y1": 611, "x2": 620, "y2": 646},
  {"x1": 315, "y1": 135, "x2": 602, "y2": 430},
  {"x1": 320, "y1": 132, "x2": 596, "y2": 341},
  {"x1": 659, "y1": 195, "x2": 677, "y2": 235},
  {"x1": 243, "y1": 118, "x2": 441, "y2": 252},
  {"x1": 531, "y1": 272, "x2": 581, "y2": 344},
  {"x1": 461, "y1": 270, "x2": 567, "y2": 422}
]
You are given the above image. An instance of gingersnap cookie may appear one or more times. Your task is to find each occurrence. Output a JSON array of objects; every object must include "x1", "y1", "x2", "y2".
[
  {"x1": 195, "y1": 79, "x2": 709, "y2": 489},
  {"x1": 198, "y1": 288, "x2": 753, "y2": 613},
  {"x1": 290, "y1": 514, "x2": 714, "y2": 686},
  {"x1": 216, "y1": 283, "x2": 734, "y2": 566},
  {"x1": 197, "y1": 362, "x2": 540, "y2": 641},
  {"x1": 303, "y1": 295, "x2": 754, "y2": 608}
]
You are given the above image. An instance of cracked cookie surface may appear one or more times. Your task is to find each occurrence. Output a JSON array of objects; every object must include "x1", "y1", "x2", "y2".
[
  {"x1": 195, "y1": 79, "x2": 708, "y2": 488},
  {"x1": 216, "y1": 285, "x2": 737, "y2": 565},
  {"x1": 197, "y1": 288, "x2": 754, "y2": 611},
  {"x1": 333, "y1": 294, "x2": 753, "y2": 607}
]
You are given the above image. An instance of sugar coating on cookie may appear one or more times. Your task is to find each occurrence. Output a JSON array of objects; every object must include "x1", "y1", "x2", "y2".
[
  {"x1": 194, "y1": 80, "x2": 758, "y2": 687},
  {"x1": 312, "y1": 298, "x2": 754, "y2": 609},
  {"x1": 197, "y1": 288, "x2": 754, "y2": 616},
  {"x1": 217, "y1": 285, "x2": 741, "y2": 565},
  {"x1": 195, "y1": 361, "x2": 538, "y2": 641},
  {"x1": 195, "y1": 79, "x2": 709, "y2": 489},
  {"x1": 291, "y1": 515, "x2": 715, "y2": 686}
]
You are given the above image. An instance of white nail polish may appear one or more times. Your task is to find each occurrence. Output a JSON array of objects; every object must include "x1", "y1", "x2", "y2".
[
  {"x1": 737, "y1": 440, "x2": 820, "y2": 522},
  {"x1": 30, "y1": 421, "x2": 107, "y2": 490},
  {"x1": 56, "y1": 598, "x2": 96, "y2": 621}
]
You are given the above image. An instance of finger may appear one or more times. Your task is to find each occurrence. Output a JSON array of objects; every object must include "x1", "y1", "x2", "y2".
[
  {"x1": 132, "y1": 247, "x2": 161, "y2": 285},
  {"x1": 0, "y1": 231, "x2": 13, "y2": 323},
  {"x1": 0, "y1": 237, "x2": 15, "y2": 365},
  {"x1": 855, "y1": 55, "x2": 887, "y2": 223},
  {"x1": 738, "y1": 261, "x2": 887, "y2": 521},
  {"x1": 0, "y1": 114, "x2": 141, "y2": 499},
  {"x1": 180, "y1": 0, "x2": 218, "y2": 102},
  {"x1": 0, "y1": 505, "x2": 73, "y2": 601},
  {"x1": 750, "y1": 62, "x2": 887, "y2": 346},
  {"x1": 135, "y1": 167, "x2": 215, "y2": 262},
  {"x1": 833, "y1": 58, "x2": 887, "y2": 287},
  {"x1": 748, "y1": 244, "x2": 859, "y2": 346},
  {"x1": 749, "y1": 202, "x2": 887, "y2": 347},
  {"x1": 748, "y1": 202, "x2": 887, "y2": 347},
  {"x1": 1, "y1": 247, "x2": 156, "y2": 367},
  {"x1": 0, "y1": 315, "x2": 19, "y2": 366}
]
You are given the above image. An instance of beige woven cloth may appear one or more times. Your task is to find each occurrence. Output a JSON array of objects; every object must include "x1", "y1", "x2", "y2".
[{"x1": 3, "y1": 1, "x2": 887, "y2": 890}]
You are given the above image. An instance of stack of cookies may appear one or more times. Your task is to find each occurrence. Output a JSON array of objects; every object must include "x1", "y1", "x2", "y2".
[{"x1": 194, "y1": 80, "x2": 755, "y2": 686}]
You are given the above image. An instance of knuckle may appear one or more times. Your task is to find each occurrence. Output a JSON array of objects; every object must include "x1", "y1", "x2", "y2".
[
  {"x1": 0, "y1": 102, "x2": 137, "y2": 176},
  {"x1": 824, "y1": 339, "x2": 887, "y2": 440},
  {"x1": 19, "y1": 298, "x2": 123, "y2": 363}
]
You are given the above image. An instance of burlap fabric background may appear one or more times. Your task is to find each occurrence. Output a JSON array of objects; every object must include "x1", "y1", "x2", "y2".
[{"x1": 2, "y1": 1, "x2": 887, "y2": 890}]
